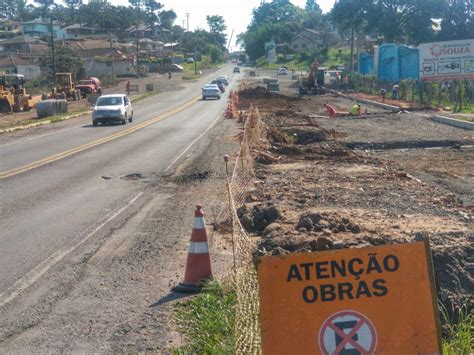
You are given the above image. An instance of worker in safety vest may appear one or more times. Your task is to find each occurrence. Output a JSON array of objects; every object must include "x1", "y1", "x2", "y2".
[{"x1": 349, "y1": 104, "x2": 361, "y2": 116}]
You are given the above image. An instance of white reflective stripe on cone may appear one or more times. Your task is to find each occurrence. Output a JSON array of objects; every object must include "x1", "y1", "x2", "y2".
[
  {"x1": 193, "y1": 217, "x2": 206, "y2": 229},
  {"x1": 188, "y1": 241, "x2": 209, "y2": 254}
]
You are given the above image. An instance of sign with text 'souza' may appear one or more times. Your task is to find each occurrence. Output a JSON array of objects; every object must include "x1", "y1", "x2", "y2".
[
  {"x1": 419, "y1": 39, "x2": 474, "y2": 81},
  {"x1": 258, "y1": 241, "x2": 441, "y2": 354}
]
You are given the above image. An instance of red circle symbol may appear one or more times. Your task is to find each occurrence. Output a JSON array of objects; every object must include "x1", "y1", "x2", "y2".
[{"x1": 318, "y1": 310, "x2": 377, "y2": 355}]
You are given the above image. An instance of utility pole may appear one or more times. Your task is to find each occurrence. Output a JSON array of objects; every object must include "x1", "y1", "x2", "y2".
[
  {"x1": 185, "y1": 12, "x2": 190, "y2": 32},
  {"x1": 136, "y1": 26, "x2": 139, "y2": 78},
  {"x1": 49, "y1": 14, "x2": 56, "y2": 86},
  {"x1": 110, "y1": 33, "x2": 115, "y2": 85},
  {"x1": 349, "y1": 25, "x2": 354, "y2": 73}
]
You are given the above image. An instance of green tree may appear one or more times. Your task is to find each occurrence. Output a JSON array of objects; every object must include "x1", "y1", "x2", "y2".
[
  {"x1": 206, "y1": 15, "x2": 227, "y2": 49},
  {"x1": 159, "y1": 9, "x2": 176, "y2": 29},
  {"x1": 241, "y1": 0, "x2": 305, "y2": 60},
  {"x1": 438, "y1": 0, "x2": 474, "y2": 40},
  {"x1": 41, "y1": 45, "x2": 83, "y2": 78}
]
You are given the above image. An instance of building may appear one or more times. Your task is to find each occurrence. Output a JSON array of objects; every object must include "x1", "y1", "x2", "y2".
[
  {"x1": 0, "y1": 35, "x2": 47, "y2": 55},
  {"x1": 0, "y1": 55, "x2": 42, "y2": 80},
  {"x1": 290, "y1": 29, "x2": 322, "y2": 52},
  {"x1": 22, "y1": 19, "x2": 65, "y2": 39},
  {"x1": 0, "y1": 18, "x2": 22, "y2": 39}
]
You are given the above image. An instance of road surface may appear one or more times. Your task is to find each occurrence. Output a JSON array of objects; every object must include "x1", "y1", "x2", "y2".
[{"x1": 0, "y1": 65, "x2": 239, "y2": 352}]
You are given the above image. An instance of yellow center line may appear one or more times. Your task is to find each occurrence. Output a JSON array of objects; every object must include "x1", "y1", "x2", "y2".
[{"x1": 0, "y1": 96, "x2": 200, "y2": 179}]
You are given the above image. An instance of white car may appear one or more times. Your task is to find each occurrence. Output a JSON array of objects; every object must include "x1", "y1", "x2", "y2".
[
  {"x1": 92, "y1": 94, "x2": 133, "y2": 126},
  {"x1": 217, "y1": 75, "x2": 229, "y2": 85},
  {"x1": 202, "y1": 84, "x2": 221, "y2": 100},
  {"x1": 277, "y1": 68, "x2": 289, "y2": 75}
]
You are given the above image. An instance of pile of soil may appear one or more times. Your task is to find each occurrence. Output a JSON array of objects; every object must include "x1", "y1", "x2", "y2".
[{"x1": 238, "y1": 86, "x2": 473, "y2": 316}]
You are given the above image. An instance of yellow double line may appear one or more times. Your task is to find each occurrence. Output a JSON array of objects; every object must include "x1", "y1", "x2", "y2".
[{"x1": 0, "y1": 96, "x2": 200, "y2": 179}]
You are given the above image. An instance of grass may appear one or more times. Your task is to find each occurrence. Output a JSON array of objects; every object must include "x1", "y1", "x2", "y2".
[
  {"x1": 441, "y1": 304, "x2": 473, "y2": 354},
  {"x1": 174, "y1": 281, "x2": 236, "y2": 354}
]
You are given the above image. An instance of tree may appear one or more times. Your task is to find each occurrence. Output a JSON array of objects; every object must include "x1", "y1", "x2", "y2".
[
  {"x1": 305, "y1": 0, "x2": 322, "y2": 13},
  {"x1": 0, "y1": 0, "x2": 28, "y2": 19},
  {"x1": 438, "y1": 0, "x2": 474, "y2": 40},
  {"x1": 42, "y1": 45, "x2": 83, "y2": 78},
  {"x1": 241, "y1": 0, "x2": 305, "y2": 60},
  {"x1": 206, "y1": 15, "x2": 227, "y2": 49},
  {"x1": 159, "y1": 9, "x2": 176, "y2": 29}
]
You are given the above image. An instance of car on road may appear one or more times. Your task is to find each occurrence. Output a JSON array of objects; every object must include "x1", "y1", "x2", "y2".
[
  {"x1": 92, "y1": 94, "x2": 133, "y2": 126},
  {"x1": 277, "y1": 67, "x2": 289, "y2": 75},
  {"x1": 202, "y1": 84, "x2": 221, "y2": 100},
  {"x1": 211, "y1": 79, "x2": 225, "y2": 93},
  {"x1": 217, "y1": 75, "x2": 229, "y2": 85},
  {"x1": 169, "y1": 64, "x2": 184, "y2": 71},
  {"x1": 233, "y1": 67, "x2": 240, "y2": 73}
]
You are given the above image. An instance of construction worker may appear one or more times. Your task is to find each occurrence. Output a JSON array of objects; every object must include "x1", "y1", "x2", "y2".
[
  {"x1": 380, "y1": 88, "x2": 387, "y2": 103},
  {"x1": 323, "y1": 103, "x2": 337, "y2": 118},
  {"x1": 392, "y1": 83, "x2": 400, "y2": 100},
  {"x1": 349, "y1": 103, "x2": 361, "y2": 116}
]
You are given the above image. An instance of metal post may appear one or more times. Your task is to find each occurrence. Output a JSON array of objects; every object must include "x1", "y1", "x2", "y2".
[{"x1": 224, "y1": 155, "x2": 237, "y2": 279}]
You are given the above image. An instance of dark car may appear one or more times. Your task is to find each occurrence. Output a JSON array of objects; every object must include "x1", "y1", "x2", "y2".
[
  {"x1": 233, "y1": 67, "x2": 240, "y2": 73},
  {"x1": 211, "y1": 80, "x2": 225, "y2": 93}
]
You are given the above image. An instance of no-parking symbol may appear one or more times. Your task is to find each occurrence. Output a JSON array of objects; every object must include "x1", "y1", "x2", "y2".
[{"x1": 319, "y1": 310, "x2": 377, "y2": 355}]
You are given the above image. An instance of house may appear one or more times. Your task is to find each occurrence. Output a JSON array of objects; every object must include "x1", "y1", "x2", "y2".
[
  {"x1": 81, "y1": 54, "x2": 136, "y2": 77},
  {"x1": 0, "y1": 35, "x2": 47, "y2": 55},
  {"x1": 139, "y1": 38, "x2": 164, "y2": 55},
  {"x1": 61, "y1": 23, "x2": 95, "y2": 39},
  {"x1": 125, "y1": 22, "x2": 169, "y2": 40},
  {"x1": 0, "y1": 18, "x2": 22, "y2": 39},
  {"x1": 22, "y1": 19, "x2": 65, "y2": 39},
  {"x1": 0, "y1": 55, "x2": 41, "y2": 79},
  {"x1": 60, "y1": 39, "x2": 135, "y2": 77},
  {"x1": 290, "y1": 28, "x2": 322, "y2": 52}
]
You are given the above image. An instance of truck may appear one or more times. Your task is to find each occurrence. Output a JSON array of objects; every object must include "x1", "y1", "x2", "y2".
[{"x1": 76, "y1": 77, "x2": 102, "y2": 98}]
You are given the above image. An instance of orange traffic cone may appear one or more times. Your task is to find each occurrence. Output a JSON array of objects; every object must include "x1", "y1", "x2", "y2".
[{"x1": 173, "y1": 205, "x2": 213, "y2": 293}]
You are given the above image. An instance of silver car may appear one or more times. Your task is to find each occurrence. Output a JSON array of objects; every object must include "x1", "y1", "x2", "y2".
[
  {"x1": 202, "y1": 84, "x2": 221, "y2": 100},
  {"x1": 92, "y1": 94, "x2": 133, "y2": 126}
]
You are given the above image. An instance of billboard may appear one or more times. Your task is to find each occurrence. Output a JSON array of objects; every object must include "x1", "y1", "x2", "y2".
[{"x1": 419, "y1": 39, "x2": 474, "y2": 81}]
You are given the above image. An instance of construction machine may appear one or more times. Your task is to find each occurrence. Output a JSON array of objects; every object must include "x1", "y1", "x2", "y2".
[
  {"x1": 52, "y1": 73, "x2": 80, "y2": 100},
  {"x1": 0, "y1": 74, "x2": 38, "y2": 113},
  {"x1": 299, "y1": 60, "x2": 325, "y2": 95}
]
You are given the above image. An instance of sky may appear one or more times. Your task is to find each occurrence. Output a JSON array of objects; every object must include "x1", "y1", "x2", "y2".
[{"x1": 111, "y1": 0, "x2": 336, "y2": 51}]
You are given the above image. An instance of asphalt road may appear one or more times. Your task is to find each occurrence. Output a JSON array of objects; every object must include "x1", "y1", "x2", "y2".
[{"x1": 0, "y1": 65, "x2": 237, "y2": 304}]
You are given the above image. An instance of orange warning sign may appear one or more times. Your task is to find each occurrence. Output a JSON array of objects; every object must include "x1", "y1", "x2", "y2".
[{"x1": 258, "y1": 241, "x2": 441, "y2": 354}]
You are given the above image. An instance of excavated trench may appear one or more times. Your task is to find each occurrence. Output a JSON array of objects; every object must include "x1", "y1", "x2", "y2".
[{"x1": 346, "y1": 140, "x2": 474, "y2": 151}]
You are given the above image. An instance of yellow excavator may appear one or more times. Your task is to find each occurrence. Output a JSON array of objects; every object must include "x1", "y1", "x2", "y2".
[
  {"x1": 299, "y1": 60, "x2": 325, "y2": 95},
  {"x1": 0, "y1": 74, "x2": 39, "y2": 114}
]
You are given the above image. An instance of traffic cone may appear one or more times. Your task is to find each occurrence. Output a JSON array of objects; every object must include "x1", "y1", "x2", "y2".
[{"x1": 173, "y1": 205, "x2": 213, "y2": 293}]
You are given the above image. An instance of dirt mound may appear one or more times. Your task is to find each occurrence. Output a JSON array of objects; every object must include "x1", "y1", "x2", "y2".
[
  {"x1": 237, "y1": 202, "x2": 280, "y2": 233},
  {"x1": 239, "y1": 87, "x2": 294, "y2": 100}
]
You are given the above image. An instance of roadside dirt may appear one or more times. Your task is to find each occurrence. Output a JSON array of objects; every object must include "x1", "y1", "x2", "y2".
[
  {"x1": 236, "y1": 84, "x2": 473, "y2": 317},
  {"x1": 0, "y1": 72, "x2": 190, "y2": 130}
]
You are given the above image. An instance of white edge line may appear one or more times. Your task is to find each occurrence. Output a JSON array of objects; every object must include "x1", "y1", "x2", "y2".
[
  {"x1": 0, "y1": 124, "x2": 87, "y2": 148},
  {"x1": 164, "y1": 111, "x2": 223, "y2": 173},
  {"x1": 0, "y1": 191, "x2": 144, "y2": 308}
]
